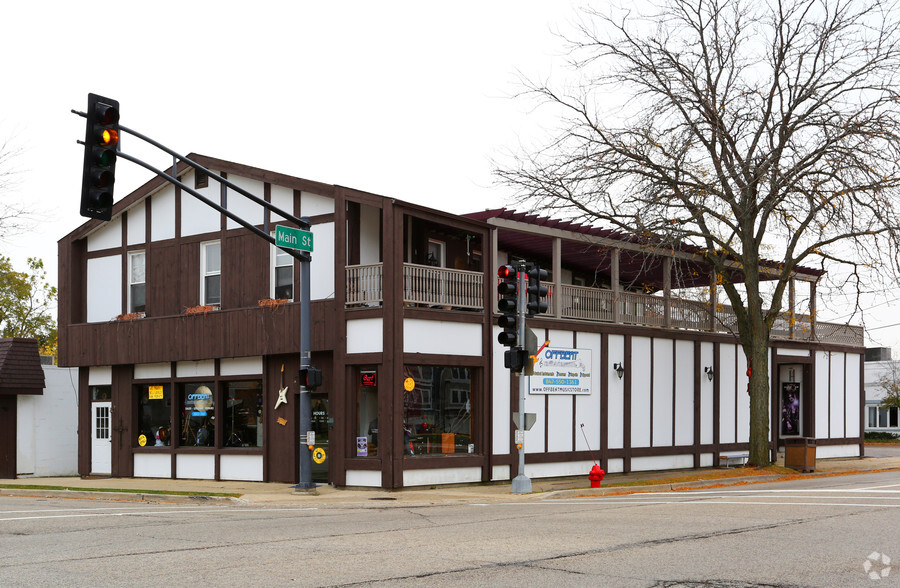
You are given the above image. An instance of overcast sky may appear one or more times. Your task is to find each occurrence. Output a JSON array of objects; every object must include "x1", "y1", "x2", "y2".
[{"x1": 2, "y1": 1, "x2": 898, "y2": 353}]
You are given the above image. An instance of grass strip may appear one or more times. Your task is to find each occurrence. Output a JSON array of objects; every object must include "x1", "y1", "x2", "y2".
[{"x1": 0, "y1": 484, "x2": 240, "y2": 498}]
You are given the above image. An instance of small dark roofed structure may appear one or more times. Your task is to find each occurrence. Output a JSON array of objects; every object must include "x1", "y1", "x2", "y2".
[
  {"x1": 0, "y1": 338, "x2": 45, "y2": 478},
  {"x1": 0, "y1": 338, "x2": 45, "y2": 395}
]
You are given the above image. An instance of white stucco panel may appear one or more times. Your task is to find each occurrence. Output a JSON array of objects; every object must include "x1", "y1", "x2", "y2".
[
  {"x1": 134, "y1": 362, "x2": 171, "y2": 380},
  {"x1": 176, "y1": 360, "x2": 216, "y2": 378},
  {"x1": 270, "y1": 184, "x2": 294, "y2": 223},
  {"x1": 347, "y1": 318, "x2": 383, "y2": 354},
  {"x1": 225, "y1": 176, "x2": 265, "y2": 230},
  {"x1": 220, "y1": 455, "x2": 263, "y2": 481},
  {"x1": 846, "y1": 354, "x2": 861, "y2": 437},
  {"x1": 126, "y1": 201, "x2": 146, "y2": 245},
  {"x1": 182, "y1": 171, "x2": 221, "y2": 236},
  {"x1": 300, "y1": 191, "x2": 335, "y2": 216},
  {"x1": 150, "y1": 185, "x2": 176, "y2": 241},
  {"x1": 404, "y1": 319, "x2": 482, "y2": 356},
  {"x1": 310, "y1": 222, "x2": 335, "y2": 300},
  {"x1": 87, "y1": 215, "x2": 122, "y2": 251},
  {"x1": 220, "y1": 356, "x2": 263, "y2": 376},
  {"x1": 88, "y1": 366, "x2": 112, "y2": 386},
  {"x1": 86, "y1": 255, "x2": 122, "y2": 322}
]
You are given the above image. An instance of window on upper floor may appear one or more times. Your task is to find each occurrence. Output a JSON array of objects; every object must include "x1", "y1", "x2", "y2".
[
  {"x1": 201, "y1": 240, "x2": 221, "y2": 306},
  {"x1": 128, "y1": 251, "x2": 146, "y2": 313},
  {"x1": 271, "y1": 231, "x2": 294, "y2": 301}
]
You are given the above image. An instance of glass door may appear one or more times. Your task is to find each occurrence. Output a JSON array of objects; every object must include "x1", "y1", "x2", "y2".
[{"x1": 310, "y1": 394, "x2": 330, "y2": 483}]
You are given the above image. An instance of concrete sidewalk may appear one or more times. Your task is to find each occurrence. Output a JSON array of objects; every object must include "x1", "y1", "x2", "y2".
[{"x1": 2, "y1": 453, "x2": 898, "y2": 508}]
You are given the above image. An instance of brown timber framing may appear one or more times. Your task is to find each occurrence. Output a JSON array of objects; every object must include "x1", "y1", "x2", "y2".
[{"x1": 59, "y1": 153, "x2": 863, "y2": 488}]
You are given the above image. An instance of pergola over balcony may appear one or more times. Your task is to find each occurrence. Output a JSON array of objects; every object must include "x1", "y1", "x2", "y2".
[{"x1": 464, "y1": 208, "x2": 862, "y2": 347}]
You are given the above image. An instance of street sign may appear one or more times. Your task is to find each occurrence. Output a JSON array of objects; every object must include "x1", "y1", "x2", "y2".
[{"x1": 275, "y1": 225, "x2": 313, "y2": 252}]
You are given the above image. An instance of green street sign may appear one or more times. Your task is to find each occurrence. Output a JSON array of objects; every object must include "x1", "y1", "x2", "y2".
[{"x1": 275, "y1": 225, "x2": 313, "y2": 252}]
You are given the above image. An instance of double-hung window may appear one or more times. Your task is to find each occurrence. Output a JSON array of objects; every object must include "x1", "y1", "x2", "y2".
[
  {"x1": 128, "y1": 251, "x2": 146, "y2": 313},
  {"x1": 271, "y1": 232, "x2": 294, "y2": 300},
  {"x1": 201, "y1": 240, "x2": 221, "y2": 306}
]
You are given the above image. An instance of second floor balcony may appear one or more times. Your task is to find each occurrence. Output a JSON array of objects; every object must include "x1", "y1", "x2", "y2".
[{"x1": 345, "y1": 262, "x2": 864, "y2": 346}]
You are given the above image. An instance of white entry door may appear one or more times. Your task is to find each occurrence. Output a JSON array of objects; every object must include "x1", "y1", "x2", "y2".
[{"x1": 91, "y1": 402, "x2": 112, "y2": 475}]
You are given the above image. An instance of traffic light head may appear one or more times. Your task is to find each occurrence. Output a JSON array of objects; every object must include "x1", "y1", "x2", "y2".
[
  {"x1": 526, "y1": 265, "x2": 550, "y2": 316},
  {"x1": 80, "y1": 93, "x2": 120, "y2": 221},
  {"x1": 299, "y1": 366, "x2": 323, "y2": 389},
  {"x1": 497, "y1": 265, "x2": 519, "y2": 347}
]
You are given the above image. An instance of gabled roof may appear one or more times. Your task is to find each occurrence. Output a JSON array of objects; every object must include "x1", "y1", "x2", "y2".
[
  {"x1": 464, "y1": 208, "x2": 823, "y2": 291},
  {"x1": 0, "y1": 338, "x2": 45, "y2": 395}
]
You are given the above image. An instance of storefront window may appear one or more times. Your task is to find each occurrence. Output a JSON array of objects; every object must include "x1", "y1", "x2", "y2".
[
  {"x1": 355, "y1": 368, "x2": 378, "y2": 457},
  {"x1": 137, "y1": 384, "x2": 171, "y2": 447},
  {"x1": 224, "y1": 380, "x2": 263, "y2": 447},
  {"x1": 181, "y1": 383, "x2": 215, "y2": 447},
  {"x1": 402, "y1": 365, "x2": 472, "y2": 456}
]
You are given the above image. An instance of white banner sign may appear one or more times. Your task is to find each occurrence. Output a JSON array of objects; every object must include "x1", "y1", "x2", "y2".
[{"x1": 529, "y1": 347, "x2": 592, "y2": 395}]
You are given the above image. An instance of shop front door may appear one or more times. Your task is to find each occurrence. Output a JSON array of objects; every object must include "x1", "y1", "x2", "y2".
[
  {"x1": 310, "y1": 394, "x2": 330, "y2": 483},
  {"x1": 91, "y1": 401, "x2": 112, "y2": 475}
]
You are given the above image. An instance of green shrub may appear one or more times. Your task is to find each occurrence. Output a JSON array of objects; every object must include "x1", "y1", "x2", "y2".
[{"x1": 865, "y1": 431, "x2": 900, "y2": 441}]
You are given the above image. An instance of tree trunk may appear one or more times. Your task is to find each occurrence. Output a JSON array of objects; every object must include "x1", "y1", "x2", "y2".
[{"x1": 747, "y1": 334, "x2": 772, "y2": 466}]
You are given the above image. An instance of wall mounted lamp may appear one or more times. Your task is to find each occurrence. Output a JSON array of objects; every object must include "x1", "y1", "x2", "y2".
[
  {"x1": 613, "y1": 362, "x2": 625, "y2": 380},
  {"x1": 704, "y1": 366, "x2": 714, "y2": 382}
]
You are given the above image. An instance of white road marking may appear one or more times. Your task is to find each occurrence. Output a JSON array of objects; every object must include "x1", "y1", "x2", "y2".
[
  {"x1": 853, "y1": 482, "x2": 900, "y2": 490},
  {"x1": 0, "y1": 505, "x2": 228, "y2": 515},
  {"x1": 0, "y1": 507, "x2": 317, "y2": 522},
  {"x1": 561, "y1": 499, "x2": 900, "y2": 507}
]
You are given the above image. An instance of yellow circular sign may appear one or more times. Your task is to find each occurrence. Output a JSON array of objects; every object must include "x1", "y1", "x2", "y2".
[
  {"x1": 313, "y1": 447, "x2": 327, "y2": 464},
  {"x1": 403, "y1": 377, "x2": 415, "y2": 392},
  {"x1": 137, "y1": 434, "x2": 147, "y2": 447}
]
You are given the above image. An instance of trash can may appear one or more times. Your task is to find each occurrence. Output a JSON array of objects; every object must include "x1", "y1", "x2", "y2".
[{"x1": 784, "y1": 437, "x2": 816, "y2": 472}]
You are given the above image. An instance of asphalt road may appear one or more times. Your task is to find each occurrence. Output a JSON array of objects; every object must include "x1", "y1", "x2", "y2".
[{"x1": 1, "y1": 471, "x2": 898, "y2": 587}]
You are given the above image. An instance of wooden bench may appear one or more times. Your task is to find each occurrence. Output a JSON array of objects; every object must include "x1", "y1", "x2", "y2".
[{"x1": 719, "y1": 453, "x2": 749, "y2": 468}]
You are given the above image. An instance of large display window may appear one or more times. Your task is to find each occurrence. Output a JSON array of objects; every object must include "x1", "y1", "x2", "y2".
[
  {"x1": 181, "y1": 382, "x2": 215, "y2": 447},
  {"x1": 137, "y1": 384, "x2": 171, "y2": 447},
  {"x1": 403, "y1": 365, "x2": 473, "y2": 455},
  {"x1": 224, "y1": 380, "x2": 263, "y2": 447}
]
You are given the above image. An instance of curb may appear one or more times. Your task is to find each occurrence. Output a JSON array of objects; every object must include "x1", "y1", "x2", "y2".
[{"x1": 545, "y1": 474, "x2": 786, "y2": 498}]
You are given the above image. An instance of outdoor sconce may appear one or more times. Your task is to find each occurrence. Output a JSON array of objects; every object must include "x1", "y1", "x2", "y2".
[
  {"x1": 705, "y1": 366, "x2": 714, "y2": 381},
  {"x1": 613, "y1": 362, "x2": 625, "y2": 380}
]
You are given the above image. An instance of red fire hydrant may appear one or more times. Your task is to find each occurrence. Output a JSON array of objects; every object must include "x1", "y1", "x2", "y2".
[{"x1": 588, "y1": 464, "x2": 606, "y2": 488}]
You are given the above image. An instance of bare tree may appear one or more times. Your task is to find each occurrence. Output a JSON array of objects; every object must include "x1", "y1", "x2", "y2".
[
  {"x1": 0, "y1": 135, "x2": 28, "y2": 241},
  {"x1": 496, "y1": 0, "x2": 900, "y2": 465}
]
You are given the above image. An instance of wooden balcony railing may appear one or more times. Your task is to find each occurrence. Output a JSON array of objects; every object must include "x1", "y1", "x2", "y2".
[
  {"x1": 402, "y1": 263, "x2": 483, "y2": 309},
  {"x1": 346, "y1": 263, "x2": 384, "y2": 306},
  {"x1": 556, "y1": 284, "x2": 863, "y2": 345},
  {"x1": 346, "y1": 263, "x2": 484, "y2": 310},
  {"x1": 347, "y1": 266, "x2": 862, "y2": 346}
]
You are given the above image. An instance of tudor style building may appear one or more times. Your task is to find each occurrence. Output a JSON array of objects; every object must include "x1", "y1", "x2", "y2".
[{"x1": 57, "y1": 154, "x2": 865, "y2": 488}]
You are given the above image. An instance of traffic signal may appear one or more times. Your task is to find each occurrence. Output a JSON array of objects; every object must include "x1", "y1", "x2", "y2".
[
  {"x1": 504, "y1": 348, "x2": 527, "y2": 373},
  {"x1": 79, "y1": 93, "x2": 120, "y2": 221},
  {"x1": 497, "y1": 265, "x2": 518, "y2": 347},
  {"x1": 526, "y1": 264, "x2": 549, "y2": 316},
  {"x1": 299, "y1": 366, "x2": 323, "y2": 389}
]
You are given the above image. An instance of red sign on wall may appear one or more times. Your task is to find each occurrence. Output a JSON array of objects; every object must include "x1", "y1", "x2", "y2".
[{"x1": 360, "y1": 371, "x2": 377, "y2": 387}]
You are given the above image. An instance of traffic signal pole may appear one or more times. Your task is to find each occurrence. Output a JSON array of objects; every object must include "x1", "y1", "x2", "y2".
[
  {"x1": 75, "y1": 96, "x2": 319, "y2": 490},
  {"x1": 511, "y1": 261, "x2": 532, "y2": 494},
  {"x1": 295, "y1": 252, "x2": 315, "y2": 490}
]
